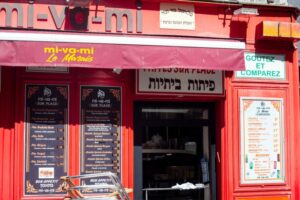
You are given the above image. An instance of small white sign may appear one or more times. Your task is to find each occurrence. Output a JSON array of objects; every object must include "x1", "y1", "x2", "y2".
[
  {"x1": 26, "y1": 66, "x2": 69, "y2": 73},
  {"x1": 39, "y1": 167, "x2": 55, "y2": 179},
  {"x1": 240, "y1": 98, "x2": 285, "y2": 184},
  {"x1": 137, "y1": 69, "x2": 223, "y2": 95},
  {"x1": 238, "y1": 0, "x2": 268, "y2": 4},
  {"x1": 160, "y1": 3, "x2": 195, "y2": 30},
  {"x1": 235, "y1": 52, "x2": 286, "y2": 80}
]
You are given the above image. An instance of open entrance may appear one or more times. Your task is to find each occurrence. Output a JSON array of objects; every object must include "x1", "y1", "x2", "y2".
[{"x1": 134, "y1": 102, "x2": 217, "y2": 200}]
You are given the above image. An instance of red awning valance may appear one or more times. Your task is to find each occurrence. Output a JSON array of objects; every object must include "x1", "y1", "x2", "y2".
[{"x1": 0, "y1": 31, "x2": 245, "y2": 70}]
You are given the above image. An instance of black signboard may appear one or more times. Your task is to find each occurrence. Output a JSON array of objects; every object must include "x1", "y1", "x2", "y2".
[
  {"x1": 80, "y1": 86, "x2": 121, "y2": 192},
  {"x1": 25, "y1": 85, "x2": 68, "y2": 195}
]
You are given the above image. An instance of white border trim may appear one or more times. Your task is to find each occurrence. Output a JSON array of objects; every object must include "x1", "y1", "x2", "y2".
[{"x1": 0, "y1": 31, "x2": 245, "y2": 49}]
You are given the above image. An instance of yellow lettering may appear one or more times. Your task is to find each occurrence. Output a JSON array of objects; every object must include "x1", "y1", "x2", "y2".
[{"x1": 46, "y1": 53, "x2": 58, "y2": 63}]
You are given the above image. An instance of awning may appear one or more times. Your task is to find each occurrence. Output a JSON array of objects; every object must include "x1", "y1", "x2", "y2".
[{"x1": 0, "y1": 31, "x2": 245, "y2": 70}]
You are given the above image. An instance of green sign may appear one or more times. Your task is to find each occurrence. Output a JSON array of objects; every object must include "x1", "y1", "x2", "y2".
[{"x1": 236, "y1": 53, "x2": 286, "y2": 80}]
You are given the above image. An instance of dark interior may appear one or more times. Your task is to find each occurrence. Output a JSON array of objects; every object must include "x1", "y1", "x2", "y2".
[{"x1": 134, "y1": 102, "x2": 216, "y2": 200}]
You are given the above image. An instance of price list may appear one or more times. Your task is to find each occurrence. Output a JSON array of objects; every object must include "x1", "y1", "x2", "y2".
[
  {"x1": 25, "y1": 85, "x2": 68, "y2": 195},
  {"x1": 241, "y1": 98, "x2": 284, "y2": 184},
  {"x1": 80, "y1": 86, "x2": 121, "y2": 192}
]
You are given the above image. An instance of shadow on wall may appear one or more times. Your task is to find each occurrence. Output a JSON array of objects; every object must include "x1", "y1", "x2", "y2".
[
  {"x1": 0, "y1": 67, "x2": 17, "y2": 129},
  {"x1": 229, "y1": 20, "x2": 247, "y2": 39}
]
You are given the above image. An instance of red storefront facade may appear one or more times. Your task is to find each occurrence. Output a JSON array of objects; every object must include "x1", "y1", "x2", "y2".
[{"x1": 0, "y1": 0, "x2": 299, "y2": 200}]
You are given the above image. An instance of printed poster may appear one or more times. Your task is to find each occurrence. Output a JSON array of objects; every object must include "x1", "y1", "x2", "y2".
[{"x1": 240, "y1": 98, "x2": 285, "y2": 184}]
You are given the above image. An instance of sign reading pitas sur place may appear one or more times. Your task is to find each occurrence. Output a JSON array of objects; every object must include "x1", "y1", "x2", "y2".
[{"x1": 137, "y1": 69, "x2": 223, "y2": 95}]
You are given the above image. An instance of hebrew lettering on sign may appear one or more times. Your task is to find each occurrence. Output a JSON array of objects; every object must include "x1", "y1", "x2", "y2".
[
  {"x1": 187, "y1": 79, "x2": 215, "y2": 91},
  {"x1": 148, "y1": 77, "x2": 182, "y2": 90},
  {"x1": 139, "y1": 69, "x2": 223, "y2": 95}
]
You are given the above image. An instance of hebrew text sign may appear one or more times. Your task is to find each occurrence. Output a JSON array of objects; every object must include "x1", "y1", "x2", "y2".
[{"x1": 137, "y1": 69, "x2": 223, "y2": 95}]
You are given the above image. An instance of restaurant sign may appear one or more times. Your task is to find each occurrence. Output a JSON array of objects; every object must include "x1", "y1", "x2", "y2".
[
  {"x1": 240, "y1": 97, "x2": 285, "y2": 184},
  {"x1": 137, "y1": 69, "x2": 223, "y2": 95},
  {"x1": 44, "y1": 46, "x2": 94, "y2": 64},
  {"x1": 235, "y1": 53, "x2": 286, "y2": 80},
  {"x1": 0, "y1": 2, "x2": 142, "y2": 33}
]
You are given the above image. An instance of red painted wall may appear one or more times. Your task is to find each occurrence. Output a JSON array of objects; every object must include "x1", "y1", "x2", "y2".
[
  {"x1": 0, "y1": 1, "x2": 299, "y2": 200},
  {"x1": 223, "y1": 45, "x2": 300, "y2": 200},
  {"x1": 0, "y1": 67, "x2": 16, "y2": 200},
  {"x1": 9, "y1": 68, "x2": 136, "y2": 200},
  {"x1": 0, "y1": 1, "x2": 287, "y2": 38}
]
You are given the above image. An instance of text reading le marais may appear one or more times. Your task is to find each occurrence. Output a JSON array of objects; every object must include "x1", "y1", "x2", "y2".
[{"x1": 44, "y1": 47, "x2": 94, "y2": 63}]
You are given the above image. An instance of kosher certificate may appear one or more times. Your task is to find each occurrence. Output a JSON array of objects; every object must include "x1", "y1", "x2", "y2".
[{"x1": 240, "y1": 97, "x2": 285, "y2": 184}]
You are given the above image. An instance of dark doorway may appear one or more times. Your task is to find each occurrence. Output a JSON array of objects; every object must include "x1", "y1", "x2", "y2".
[{"x1": 134, "y1": 102, "x2": 217, "y2": 200}]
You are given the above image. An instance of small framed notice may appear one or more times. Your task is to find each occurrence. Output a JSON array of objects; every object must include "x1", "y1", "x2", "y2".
[
  {"x1": 240, "y1": 97, "x2": 285, "y2": 184},
  {"x1": 26, "y1": 67, "x2": 69, "y2": 73},
  {"x1": 160, "y1": 3, "x2": 195, "y2": 30}
]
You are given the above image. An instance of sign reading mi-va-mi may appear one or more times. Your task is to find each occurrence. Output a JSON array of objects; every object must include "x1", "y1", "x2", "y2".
[{"x1": 235, "y1": 52, "x2": 286, "y2": 80}]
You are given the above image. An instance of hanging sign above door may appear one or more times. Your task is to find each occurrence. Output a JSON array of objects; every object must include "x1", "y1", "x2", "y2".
[{"x1": 136, "y1": 69, "x2": 224, "y2": 95}]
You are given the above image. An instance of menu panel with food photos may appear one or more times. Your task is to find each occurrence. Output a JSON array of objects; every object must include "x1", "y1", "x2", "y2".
[
  {"x1": 25, "y1": 84, "x2": 68, "y2": 195},
  {"x1": 80, "y1": 86, "x2": 121, "y2": 192}
]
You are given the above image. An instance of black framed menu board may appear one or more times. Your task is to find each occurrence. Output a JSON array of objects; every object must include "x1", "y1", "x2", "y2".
[
  {"x1": 80, "y1": 86, "x2": 121, "y2": 192},
  {"x1": 24, "y1": 84, "x2": 68, "y2": 195}
]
